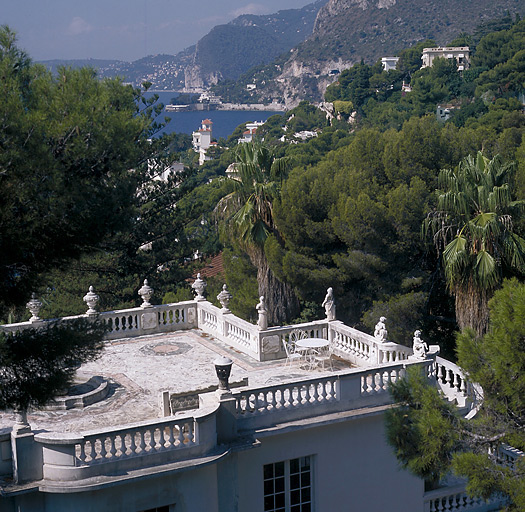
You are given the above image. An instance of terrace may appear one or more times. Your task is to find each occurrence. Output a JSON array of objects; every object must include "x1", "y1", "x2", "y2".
[{"x1": 0, "y1": 281, "x2": 516, "y2": 511}]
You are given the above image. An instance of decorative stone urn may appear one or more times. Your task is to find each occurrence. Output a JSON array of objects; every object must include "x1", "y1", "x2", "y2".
[
  {"x1": 26, "y1": 293, "x2": 42, "y2": 323},
  {"x1": 217, "y1": 284, "x2": 233, "y2": 313},
  {"x1": 214, "y1": 356, "x2": 233, "y2": 391},
  {"x1": 83, "y1": 286, "x2": 99, "y2": 315},
  {"x1": 192, "y1": 273, "x2": 207, "y2": 301},
  {"x1": 138, "y1": 279, "x2": 154, "y2": 308}
]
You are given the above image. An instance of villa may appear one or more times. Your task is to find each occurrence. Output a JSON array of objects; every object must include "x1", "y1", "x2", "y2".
[
  {"x1": 0, "y1": 278, "x2": 518, "y2": 512},
  {"x1": 421, "y1": 47, "x2": 470, "y2": 71},
  {"x1": 192, "y1": 119, "x2": 214, "y2": 166}
]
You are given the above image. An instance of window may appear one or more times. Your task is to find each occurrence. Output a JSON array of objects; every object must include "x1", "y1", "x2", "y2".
[{"x1": 264, "y1": 456, "x2": 312, "y2": 512}]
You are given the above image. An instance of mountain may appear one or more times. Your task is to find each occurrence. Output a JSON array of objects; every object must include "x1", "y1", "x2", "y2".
[
  {"x1": 39, "y1": 2, "x2": 325, "y2": 91},
  {"x1": 241, "y1": 0, "x2": 525, "y2": 107}
]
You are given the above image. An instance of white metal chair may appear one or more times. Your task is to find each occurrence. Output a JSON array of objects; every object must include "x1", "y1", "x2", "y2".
[
  {"x1": 289, "y1": 329, "x2": 310, "y2": 358},
  {"x1": 312, "y1": 344, "x2": 334, "y2": 371},
  {"x1": 282, "y1": 338, "x2": 305, "y2": 368}
]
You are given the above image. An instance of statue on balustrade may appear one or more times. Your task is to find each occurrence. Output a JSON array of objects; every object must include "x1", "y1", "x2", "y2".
[
  {"x1": 322, "y1": 287, "x2": 336, "y2": 321},
  {"x1": 374, "y1": 316, "x2": 388, "y2": 343},
  {"x1": 412, "y1": 330, "x2": 429, "y2": 359},
  {"x1": 256, "y1": 296, "x2": 268, "y2": 330}
]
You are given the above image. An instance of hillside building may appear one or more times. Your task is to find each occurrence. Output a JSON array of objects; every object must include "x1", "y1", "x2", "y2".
[
  {"x1": 421, "y1": 47, "x2": 470, "y2": 71},
  {"x1": 192, "y1": 119, "x2": 213, "y2": 165},
  {"x1": 0, "y1": 280, "x2": 516, "y2": 512},
  {"x1": 238, "y1": 120, "x2": 265, "y2": 144},
  {"x1": 381, "y1": 56, "x2": 399, "y2": 71}
]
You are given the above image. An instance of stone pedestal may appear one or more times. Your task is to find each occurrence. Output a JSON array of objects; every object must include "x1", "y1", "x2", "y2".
[{"x1": 11, "y1": 429, "x2": 42, "y2": 484}]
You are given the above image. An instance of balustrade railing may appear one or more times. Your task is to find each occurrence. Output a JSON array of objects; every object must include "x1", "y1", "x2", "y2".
[
  {"x1": 360, "y1": 365, "x2": 406, "y2": 396},
  {"x1": 433, "y1": 356, "x2": 481, "y2": 414},
  {"x1": 424, "y1": 484, "x2": 505, "y2": 512},
  {"x1": 234, "y1": 375, "x2": 338, "y2": 416},
  {"x1": 35, "y1": 406, "x2": 219, "y2": 481},
  {"x1": 197, "y1": 301, "x2": 260, "y2": 358},
  {"x1": 231, "y1": 360, "x2": 424, "y2": 430},
  {"x1": 494, "y1": 444, "x2": 524, "y2": 468},
  {"x1": 76, "y1": 417, "x2": 196, "y2": 465},
  {"x1": 328, "y1": 321, "x2": 412, "y2": 366}
]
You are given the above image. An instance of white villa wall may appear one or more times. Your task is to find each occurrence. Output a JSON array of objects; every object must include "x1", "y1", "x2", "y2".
[
  {"x1": 4, "y1": 464, "x2": 219, "y2": 512},
  {"x1": 236, "y1": 412, "x2": 423, "y2": 512}
]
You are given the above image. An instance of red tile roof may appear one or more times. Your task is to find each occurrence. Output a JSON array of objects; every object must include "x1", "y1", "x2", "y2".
[{"x1": 190, "y1": 253, "x2": 225, "y2": 282}]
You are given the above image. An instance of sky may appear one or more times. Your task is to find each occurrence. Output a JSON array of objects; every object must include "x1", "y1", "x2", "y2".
[{"x1": 3, "y1": 0, "x2": 314, "y2": 62}]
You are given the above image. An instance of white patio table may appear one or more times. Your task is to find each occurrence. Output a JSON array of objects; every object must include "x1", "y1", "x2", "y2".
[{"x1": 295, "y1": 338, "x2": 330, "y2": 369}]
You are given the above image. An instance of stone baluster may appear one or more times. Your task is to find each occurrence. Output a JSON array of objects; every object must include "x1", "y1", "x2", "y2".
[
  {"x1": 138, "y1": 279, "x2": 154, "y2": 308},
  {"x1": 83, "y1": 286, "x2": 99, "y2": 316},
  {"x1": 26, "y1": 293, "x2": 42, "y2": 323}
]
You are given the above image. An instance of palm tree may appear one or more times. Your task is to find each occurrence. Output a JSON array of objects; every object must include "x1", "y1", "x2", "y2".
[
  {"x1": 217, "y1": 141, "x2": 299, "y2": 325},
  {"x1": 425, "y1": 152, "x2": 525, "y2": 335}
]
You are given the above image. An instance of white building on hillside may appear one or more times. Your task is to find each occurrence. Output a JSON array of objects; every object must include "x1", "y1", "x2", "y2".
[
  {"x1": 0, "y1": 281, "x2": 516, "y2": 512},
  {"x1": 381, "y1": 56, "x2": 399, "y2": 71},
  {"x1": 238, "y1": 120, "x2": 265, "y2": 144},
  {"x1": 192, "y1": 119, "x2": 213, "y2": 165},
  {"x1": 421, "y1": 47, "x2": 470, "y2": 71}
]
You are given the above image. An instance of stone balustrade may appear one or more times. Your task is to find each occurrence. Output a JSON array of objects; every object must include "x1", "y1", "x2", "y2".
[
  {"x1": 328, "y1": 321, "x2": 412, "y2": 366},
  {"x1": 232, "y1": 359, "x2": 433, "y2": 431},
  {"x1": 494, "y1": 444, "x2": 524, "y2": 468},
  {"x1": 197, "y1": 301, "x2": 260, "y2": 359},
  {"x1": 100, "y1": 301, "x2": 197, "y2": 339},
  {"x1": 433, "y1": 356, "x2": 481, "y2": 415},
  {"x1": 34, "y1": 405, "x2": 219, "y2": 482},
  {"x1": 423, "y1": 484, "x2": 505, "y2": 512}
]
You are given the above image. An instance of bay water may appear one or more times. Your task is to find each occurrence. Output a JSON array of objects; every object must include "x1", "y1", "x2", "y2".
[{"x1": 148, "y1": 92, "x2": 284, "y2": 140}]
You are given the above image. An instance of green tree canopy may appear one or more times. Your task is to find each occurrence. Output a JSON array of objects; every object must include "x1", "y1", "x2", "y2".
[
  {"x1": 386, "y1": 278, "x2": 525, "y2": 508},
  {"x1": 424, "y1": 152, "x2": 525, "y2": 335},
  {"x1": 0, "y1": 319, "x2": 105, "y2": 411},
  {"x1": 0, "y1": 26, "x2": 166, "y2": 316},
  {"x1": 216, "y1": 141, "x2": 299, "y2": 324}
]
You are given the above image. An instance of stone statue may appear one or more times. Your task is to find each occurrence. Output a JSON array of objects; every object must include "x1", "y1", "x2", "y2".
[
  {"x1": 374, "y1": 316, "x2": 388, "y2": 343},
  {"x1": 322, "y1": 287, "x2": 336, "y2": 321},
  {"x1": 412, "y1": 330, "x2": 429, "y2": 359},
  {"x1": 256, "y1": 296, "x2": 268, "y2": 330}
]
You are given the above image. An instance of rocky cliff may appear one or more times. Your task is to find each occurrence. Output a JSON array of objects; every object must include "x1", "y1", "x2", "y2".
[{"x1": 260, "y1": 0, "x2": 525, "y2": 107}]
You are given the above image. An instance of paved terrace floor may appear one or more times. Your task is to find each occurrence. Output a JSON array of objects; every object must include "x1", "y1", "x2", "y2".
[{"x1": 0, "y1": 329, "x2": 353, "y2": 434}]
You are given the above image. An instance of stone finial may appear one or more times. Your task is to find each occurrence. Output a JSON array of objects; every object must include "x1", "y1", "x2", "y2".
[
  {"x1": 374, "y1": 316, "x2": 388, "y2": 343},
  {"x1": 256, "y1": 296, "x2": 268, "y2": 330},
  {"x1": 83, "y1": 286, "x2": 99, "y2": 315},
  {"x1": 192, "y1": 273, "x2": 207, "y2": 301},
  {"x1": 26, "y1": 293, "x2": 42, "y2": 323},
  {"x1": 412, "y1": 330, "x2": 429, "y2": 359},
  {"x1": 322, "y1": 287, "x2": 336, "y2": 321},
  {"x1": 138, "y1": 279, "x2": 154, "y2": 308},
  {"x1": 217, "y1": 284, "x2": 232, "y2": 313}
]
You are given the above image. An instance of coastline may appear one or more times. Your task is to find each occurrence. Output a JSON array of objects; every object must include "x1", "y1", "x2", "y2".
[{"x1": 165, "y1": 102, "x2": 286, "y2": 113}]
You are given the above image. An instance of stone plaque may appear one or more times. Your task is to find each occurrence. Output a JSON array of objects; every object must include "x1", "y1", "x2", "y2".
[
  {"x1": 141, "y1": 311, "x2": 158, "y2": 330},
  {"x1": 262, "y1": 335, "x2": 281, "y2": 354},
  {"x1": 188, "y1": 307, "x2": 196, "y2": 324}
]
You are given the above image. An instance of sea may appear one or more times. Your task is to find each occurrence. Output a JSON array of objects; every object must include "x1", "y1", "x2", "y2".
[{"x1": 147, "y1": 92, "x2": 284, "y2": 140}]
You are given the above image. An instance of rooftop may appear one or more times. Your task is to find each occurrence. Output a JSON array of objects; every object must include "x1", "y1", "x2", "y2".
[{"x1": 0, "y1": 326, "x2": 352, "y2": 433}]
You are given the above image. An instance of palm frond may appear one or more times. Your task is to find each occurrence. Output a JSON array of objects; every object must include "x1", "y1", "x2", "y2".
[{"x1": 473, "y1": 250, "x2": 498, "y2": 290}]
